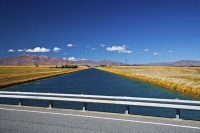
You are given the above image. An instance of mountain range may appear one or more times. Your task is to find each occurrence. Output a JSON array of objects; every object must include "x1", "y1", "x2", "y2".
[
  {"x1": 0, "y1": 54, "x2": 124, "y2": 66},
  {"x1": 148, "y1": 60, "x2": 200, "y2": 66},
  {"x1": 0, "y1": 54, "x2": 200, "y2": 66}
]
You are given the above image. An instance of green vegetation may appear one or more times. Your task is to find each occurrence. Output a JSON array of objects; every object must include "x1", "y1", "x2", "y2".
[
  {"x1": 99, "y1": 64, "x2": 107, "y2": 67},
  {"x1": 50, "y1": 65, "x2": 78, "y2": 69},
  {"x1": 64, "y1": 65, "x2": 78, "y2": 68},
  {"x1": 84, "y1": 65, "x2": 90, "y2": 68}
]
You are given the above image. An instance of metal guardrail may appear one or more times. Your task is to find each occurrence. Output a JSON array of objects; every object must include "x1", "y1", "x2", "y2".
[{"x1": 0, "y1": 91, "x2": 200, "y2": 119}]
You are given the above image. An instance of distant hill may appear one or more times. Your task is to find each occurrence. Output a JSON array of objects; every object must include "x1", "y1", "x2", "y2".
[
  {"x1": 148, "y1": 60, "x2": 200, "y2": 66},
  {"x1": 0, "y1": 54, "x2": 124, "y2": 66},
  {"x1": 173, "y1": 60, "x2": 200, "y2": 66},
  {"x1": 0, "y1": 54, "x2": 66, "y2": 66},
  {"x1": 98, "y1": 60, "x2": 124, "y2": 66}
]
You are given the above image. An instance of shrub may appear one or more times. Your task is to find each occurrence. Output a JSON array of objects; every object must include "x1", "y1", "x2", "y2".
[
  {"x1": 100, "y1": 64, "x2": 106, "y2": 67},
  {"x1": 71, "y1": 65, "x2": 78, "y2": 68}
]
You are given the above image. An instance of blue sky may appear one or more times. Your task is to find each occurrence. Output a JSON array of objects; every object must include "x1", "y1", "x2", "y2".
[{"x1": 0, "y1": 0, "x2": 200, "y2": 64}]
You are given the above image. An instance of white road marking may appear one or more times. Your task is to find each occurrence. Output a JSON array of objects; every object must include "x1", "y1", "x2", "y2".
[{"x1": 0, "y1": 107, "x2": 199, "y2": 130}]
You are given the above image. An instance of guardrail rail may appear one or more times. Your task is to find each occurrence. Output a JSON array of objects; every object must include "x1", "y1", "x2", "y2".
[{"x1": 0, "y1": 91, "x2": 200, "y2": 119}]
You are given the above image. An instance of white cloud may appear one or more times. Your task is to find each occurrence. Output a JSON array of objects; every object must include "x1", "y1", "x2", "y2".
[
  {"x1": 67, "y1": 57, "x2": 88, "y2": 61},
  {"x1": 106, "y1": 46, "x2": 124, "y2": 51},
  {"x1": 53, "y1": 47, "x2": 62, "y2": 52},
  {"x1": 100, "y1": 44, "x2": 105, "y2": 47},
  {"x1": 63, "y1": 58, "x2": 67, "y2": 60},
  {"x1": 17, "y1": 49, "x2": 24, "y2": 52},
  {"x1": 64, "y1": 53, "x2": 67, "y2": 55},
  {"x1": 106, "y1": 45, "x2": 132, "y2": 54},
  {"x1": 8, "y1": 49, "x2": 14, "y2": 52},
  {"x1": 153, "y1": 52, "x2": 160, "y2": 55},
  {"x1": 91, "y1": 48, "x2": 97, "y2": 50},
  {"x1": 86, "y1": 46, "x2": 89, "y2": 48},
  {"x1": 144, "y1": 49, "x2": 149, "y2": 52},
  {"x1": 68, "y1": 57, "x2": 76, "y2": 61},
  {"x1": 123, "y1": 50, "x2": 132, "y2": 53},
  {"x1": 79, "y1": 58, "x2": 88, "y2": 61},
  {"x1": 168, "y1": 50, "x2": 173, "y2": 53},
  {"x1": 25, "y1": 47, "x2": 50, "y2": 52},
  {"x1": 67, "y1": 44, "x2": 73, "y2": 47}
]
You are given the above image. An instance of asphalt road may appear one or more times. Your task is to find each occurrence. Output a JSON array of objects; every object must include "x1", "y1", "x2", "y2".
[{"x1": 0, "y1": 105, "x2": 200, "y2": 133}]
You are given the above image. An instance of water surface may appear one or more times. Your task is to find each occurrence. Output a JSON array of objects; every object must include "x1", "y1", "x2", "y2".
[{"x1": 1, "y1": 68, "x2": 199, "y2": 120}]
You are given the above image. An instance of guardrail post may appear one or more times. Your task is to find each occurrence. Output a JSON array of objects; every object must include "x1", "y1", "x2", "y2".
[
  {"x1": 49, "y1": 100, "x2": 53, "y2": 109},
  {"x1": 176, "y1": 109, "x2": 180, "y2": 119},
  {"x1": 19, "y1": 98, "x2": 23, "y2": 106},
  {"x1": 83, "y1": 102, "x2": 87, "y2": 111},
  {"x1": 175, "y1": 98, "x2": 180, "y2": 119},
  {"x1": 125, "y1": 105, "x2": 129, "y2": 114}
]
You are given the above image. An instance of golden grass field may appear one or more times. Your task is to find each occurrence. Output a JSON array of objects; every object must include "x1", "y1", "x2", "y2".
[
  {"x1": 0, "y1": 66, "x2": 88, "y2": 88},
  {"x1": 98, "y1": 66, "x2": 200, "y2": 99}
]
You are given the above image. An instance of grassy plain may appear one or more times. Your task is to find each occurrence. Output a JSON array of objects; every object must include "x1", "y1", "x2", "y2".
[
  {"x1": 0, "y1": 66, "x2": 88, "y2": 88},
  {"x1": 98, "y1": 66, "x2": 200, "y2": 99}
]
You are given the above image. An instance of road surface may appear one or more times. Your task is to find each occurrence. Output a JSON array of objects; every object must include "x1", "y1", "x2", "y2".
[{"x1": 0, "y1": 104, "x2": 200, "y2": 133}]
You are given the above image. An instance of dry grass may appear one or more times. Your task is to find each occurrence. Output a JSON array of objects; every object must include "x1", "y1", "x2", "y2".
[
  {"x1": 98, "y1": 66, "x2": 200, "y2": 99},
  {"x1": 0, "y1": 66, "x2": 88, "y2": 88},
  {"x1": 112, "y1": 66, "x2": 200, "y2": 74}
]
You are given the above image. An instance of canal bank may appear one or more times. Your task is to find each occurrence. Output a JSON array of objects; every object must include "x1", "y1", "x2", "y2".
[
  {"x1": 0, "y1": 66, "x2": 88, "y2": 89},
  {"x1": 97, "y1": 67, "x2": 200, "y2": 100}
]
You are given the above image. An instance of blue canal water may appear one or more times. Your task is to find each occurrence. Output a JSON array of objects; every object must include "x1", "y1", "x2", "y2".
[{"x1": 0, "y1": 68, "x2": 199, "y2": 120}]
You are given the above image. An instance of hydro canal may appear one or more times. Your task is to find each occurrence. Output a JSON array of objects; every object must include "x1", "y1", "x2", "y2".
[{"x1": 1, "y1": 68, "x2": 200, "y2": 120}]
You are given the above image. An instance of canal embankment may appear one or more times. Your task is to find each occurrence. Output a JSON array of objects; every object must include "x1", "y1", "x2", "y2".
[
  {"x1": 0, "y1": 66, "x2": 88, "y2": 88},
  {"x1": 97, "y1": 66, "x2": 200, "y2": 99}
]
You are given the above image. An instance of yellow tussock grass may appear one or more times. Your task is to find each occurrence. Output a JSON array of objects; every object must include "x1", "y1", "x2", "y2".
[
  {"x1": 98, "y1": 67, "x2": 200, "y2": 99},
  {"x1": 0, "y1": 66, "x2": 88, "y2": 89}
]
